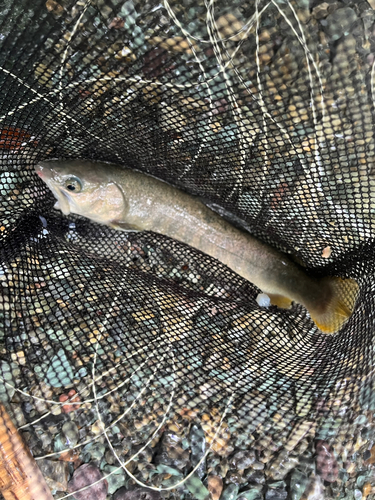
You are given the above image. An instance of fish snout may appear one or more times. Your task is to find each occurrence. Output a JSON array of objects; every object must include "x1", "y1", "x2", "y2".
[{"x1": 34, "y1": 164, "x2": 45, "y2": 178}]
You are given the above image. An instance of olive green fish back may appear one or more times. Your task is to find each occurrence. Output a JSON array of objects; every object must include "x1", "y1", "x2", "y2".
[{"x1": 0, "y1": 1, "x2": 374, "y2": 499}]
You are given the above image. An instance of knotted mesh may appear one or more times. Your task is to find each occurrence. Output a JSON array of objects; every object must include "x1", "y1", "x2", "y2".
[{"x1": 1, "y1": 1, "x2": 375, "y2": 499}]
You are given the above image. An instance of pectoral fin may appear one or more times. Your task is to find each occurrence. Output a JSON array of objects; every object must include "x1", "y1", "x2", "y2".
[{"x1": 109, "y1": 221, "x2": 142, "y2": 232}]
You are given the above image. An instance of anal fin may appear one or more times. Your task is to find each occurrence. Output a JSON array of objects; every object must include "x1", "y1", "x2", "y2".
[{"x1": 268, "y1": 294, "x2": 293, "y2": 309}]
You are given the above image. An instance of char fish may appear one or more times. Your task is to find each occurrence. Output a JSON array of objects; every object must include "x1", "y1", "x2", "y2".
[{"x1": 35, "y1": 160, "x2": 358, "y2": 334}]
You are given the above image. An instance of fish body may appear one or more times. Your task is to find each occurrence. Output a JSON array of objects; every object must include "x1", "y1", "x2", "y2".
[{"x1": 35, "y1": 160, "x2": 358, "y2": 333}]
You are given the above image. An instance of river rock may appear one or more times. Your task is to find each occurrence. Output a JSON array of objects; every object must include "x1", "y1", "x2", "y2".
[{"x1": 68, "y1": 463, "x2": 108, "y2": 500}]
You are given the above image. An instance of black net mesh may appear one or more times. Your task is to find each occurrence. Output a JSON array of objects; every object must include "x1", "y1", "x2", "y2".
[{"x1": 1, "y1": 0, "x2": 375, "y2": 498}]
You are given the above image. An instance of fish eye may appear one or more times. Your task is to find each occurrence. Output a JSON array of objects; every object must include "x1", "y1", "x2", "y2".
[{"x1": 64, "y1": 177, "x2": 82, "y2": 193}]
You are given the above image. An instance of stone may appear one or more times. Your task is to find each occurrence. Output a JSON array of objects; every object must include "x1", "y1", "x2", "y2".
[
  {"x1": 38, "y1": 459, "x2": 69, "y2": 491},
  {"x1": 101, "y1": 465, "x2": 126, "y2": 495},
  {"x1": 207, "y1": 475, "x2": 223, "y2": 500},
  {"x1": 303, "y1": 475, "x2": 324, "y2": 500},
  {"x1": 237, "y1": 486, "x2": 263, "y2": 500},
  {"x1": 154, "y1": 445, "x2": 189, "y2": 470},
  {"x1": 59, "y1": 389, "x2": 81, "y2": 413},
  {"x1": 190, "y1": 424, "x2": 206, "y2": 479},
  {"x1": 220, "y1": 484, "x2": 239, "y2": 500},
  {"x1": 315, "y1": 441, "x2": 338, "y2": 483},
  {"x1": 114, "y1": 486, "x2": 161, "y2": 500},
  {"x1": 230, "y1": 450, "x2": 256, "y2": 470},
  {"x1": 243, "y1": 469, "x2": 265, "y2": 485},
  {"x1": 364, "y1": 443, "x2": 375, "y2": 465},
  {"x1": 267, "y1": 452, "x2": 299, "y2": 480},
  {"x1": 265, "y1": 488, "x2": 288, "y2": 500},
  {"x1": 323, "y1": 7, "x2": 358, "y2": 41},
  {"x1": 68, "y1": 463, "x2": 108, "y2": 500},
  {"x1": 290, "y1": 468, "x2": 309, "y2": 500},
  {"x1": 61, "y1": 421, "x2": 80, "y2": 448}
]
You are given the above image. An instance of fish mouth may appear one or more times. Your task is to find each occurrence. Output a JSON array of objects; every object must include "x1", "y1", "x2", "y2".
[
  {"x1": 35, "y1": 164, "x2": 72, "y2": 215},
  {"x1": 35, "y1": 164, "x2": 44, "y2": 178},
  {"x1": 45, "y1": 181, "x2": 72, "y2": 215}
]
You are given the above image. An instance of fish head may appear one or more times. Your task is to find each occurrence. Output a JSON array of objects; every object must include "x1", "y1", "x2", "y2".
[{"x1": 35, "y1": 160, "x2": 126, "y2": 225}]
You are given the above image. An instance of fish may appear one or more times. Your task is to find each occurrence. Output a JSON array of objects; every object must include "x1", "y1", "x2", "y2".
[{"x1": 35, "y1": 159, "x2": 359, "y2": 334}]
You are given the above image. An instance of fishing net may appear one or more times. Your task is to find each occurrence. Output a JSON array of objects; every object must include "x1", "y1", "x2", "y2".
[{"x1": 0, "y1": 0, "x2": 375, "y2": 498}]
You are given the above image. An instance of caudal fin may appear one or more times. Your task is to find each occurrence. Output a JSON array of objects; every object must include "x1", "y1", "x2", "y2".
[{"x1": 309, "y1": 277, "x2": 359, "y2": 334}]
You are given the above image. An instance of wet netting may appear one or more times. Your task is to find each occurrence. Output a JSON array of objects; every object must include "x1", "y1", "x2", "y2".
[{"x1": 1, "y1": 0, "x2": 375, "y2": 499}]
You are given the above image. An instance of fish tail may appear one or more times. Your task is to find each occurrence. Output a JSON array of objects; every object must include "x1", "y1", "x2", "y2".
[{"x1": 309, "y1": 277, "x2": 359, "y2": 334}]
